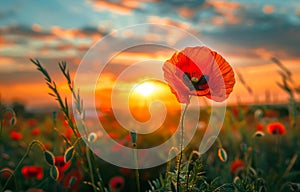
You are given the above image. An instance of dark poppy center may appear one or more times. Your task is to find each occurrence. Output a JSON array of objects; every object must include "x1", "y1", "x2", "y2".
[
  {"x1": 183, "y1": 73, "x2": 209, "y2": 91},
  {"x1": 272, "y1": 128, "x2": 279, "y2": 135},
  {"x1": 115, "y1": 182, "x2": 123, "y2": 188}
]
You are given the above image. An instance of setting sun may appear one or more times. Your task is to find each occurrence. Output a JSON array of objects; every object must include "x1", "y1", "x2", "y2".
[{"x1": 133, "y1": 82, "x2": 156, "y2": 97}]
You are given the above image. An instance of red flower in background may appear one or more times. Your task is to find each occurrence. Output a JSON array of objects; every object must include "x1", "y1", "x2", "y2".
[
  {"x1": 62, "y1": 169, "x2": 83, "y2": 191},
  {"x1": 9, "y1": 131, "x2": 23, "y2": 140},
  {"x1": 230, "y1": 159, "x2": 244, "y2": 174},
  {"x1": 256, "y1": 123, "x2": 264, "y2": 131},
  {"x1": 64, "y1": 127, "x2": 73, "y2": 140},
  {"x1": 27, "y1": 118, "x2": 37, "y2": 127},
  {"x1": 109, "y1": 176, "x2": 125, "y2": 191},
  {"x1": 55, "y1": 156, "x2": 71, "y2": 179},
  {"x1": 31, "y1": 128, "x2": 41, "y2": 136},
  {"x1": 163, "y1": 46, "x2": 235, "y2": 103},
  {"x1": 21, "y1": 166, "x2": 43, "y2": 180},
  {"x1": 0, "y1": 168, "x2": 13, "y2": 179},
  {"x1": 266, "y1": 122, "x2": 286, "y2": 135}
]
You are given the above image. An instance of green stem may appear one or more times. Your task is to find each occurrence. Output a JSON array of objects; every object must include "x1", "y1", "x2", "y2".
[
  {"x1": 86, "y1": 146, "x2": 97, "y2": 192},
  {"x1": 1, "y1": 140, "x2": 45, "y2": 192},
  {"x1": 89, "y1": 149, "x2": 104, "y2": 192},
  {"x1": 176, "y1": 103, "x2": 189, "y2": 192},
  {"x1": 133, "y1": 145, "x2": 141, "y2": 192}
]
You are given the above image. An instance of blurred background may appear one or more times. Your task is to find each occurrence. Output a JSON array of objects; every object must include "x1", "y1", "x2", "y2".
[{"x1": 0, "y1": 0, "x2": 300, "y2": 111}]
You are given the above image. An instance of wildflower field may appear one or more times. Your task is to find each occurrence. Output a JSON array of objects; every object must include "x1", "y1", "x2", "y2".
[
  {"x1": 1, "y1": 1, "x2": 300, "y2": 192},
  {"x1": 1, "y1": 55, "x2": 300, "y2": 192}
]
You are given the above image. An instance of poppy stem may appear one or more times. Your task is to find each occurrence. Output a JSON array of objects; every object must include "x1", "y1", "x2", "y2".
[
  {"x1": 86, "y1": 146, "x2": 97, "y2": 192},
  {"x1": 133, "y1": 146, "x2": 141, "y2": 192},
  {"x1": 131, "y1": 130, "x2": 141, "y2": 192},
  {"x1": 176, "y1": 102, "x2": 189, "y2": 192}
]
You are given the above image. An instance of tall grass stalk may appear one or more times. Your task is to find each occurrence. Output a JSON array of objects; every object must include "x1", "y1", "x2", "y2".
[{"x1": 31, "y1": 59, "x2": 103, "y2": 191}]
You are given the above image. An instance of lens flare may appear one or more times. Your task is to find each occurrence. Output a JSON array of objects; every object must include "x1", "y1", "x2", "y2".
[{"x1": 133, "y1": 82, "x2": 156, "y2": 97}]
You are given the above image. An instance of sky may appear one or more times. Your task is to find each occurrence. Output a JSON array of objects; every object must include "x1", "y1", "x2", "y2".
[{"x1": 0, "y1": 0, "x2": 300, "y2": 110}]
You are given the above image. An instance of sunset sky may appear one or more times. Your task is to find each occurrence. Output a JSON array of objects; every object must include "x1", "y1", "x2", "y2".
[{"x1": 0, "y1": 0, "x2": 300, "y2": 110}]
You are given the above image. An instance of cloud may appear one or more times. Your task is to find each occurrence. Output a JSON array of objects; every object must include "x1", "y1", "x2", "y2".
[
  {"x1": 0, "y1": 24, "x2": 108, "y2": 62},
  {"x1": 199, "y1": 7, "x2": 300, "y2": 60},
  {"x1": 86, "y1": 0, "x2": 144, "y2": 14}
]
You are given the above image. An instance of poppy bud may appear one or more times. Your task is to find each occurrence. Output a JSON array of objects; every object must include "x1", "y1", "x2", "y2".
[
  {"x1": 68, "y1": 176, "x2": 77, "y2": 188},
  {"x1": 50, "y1": 166, "x2": 59, "y2": 181},
  {"x1": 254, "y1": 109, "x2": 264, "y2": 120},
  {"x1": 64, "y1": 146, "x2": 75, "y2": 163},
  {"x1": 240, "y1": 143, "x2": 248, "y2": 153},
  {"x1": 130, "y1": 131, "x2": 137, "y2": 147},
  {"x1": 52, "y1": 112, "x2": 57, "y2": 126},
  {"x1": 217, "y1": 148, "x2": 228, "y2": 162},
  {"x1": 10, "y1": 116, "x2": 17, "y2": 126},
  {"x1": 233, "y1": 176, "x2": 240, "y2": 184},
  {"x1": 44, "y1": 150, "x2": 55, "y2": 166},
  {"x1": 88, "y1": 132, "x2": 97, "y2": 143},
  {"x1": 253, "y1": 131, "x2": 265, "y2": 137}
]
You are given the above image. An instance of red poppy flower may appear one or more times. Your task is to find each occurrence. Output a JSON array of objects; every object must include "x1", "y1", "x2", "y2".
[
  {"x1": 9, "y1": 131, "x2": 23, "y2": 140},
  {"x1": 31, "y1": 128, "x2": 41, "y2": 136},
  {"x1": 27, "y1": 118, "x2": 37, "y2": 127},
  {"x1": 230, "y1": 159, "x2": 244, "y2": 174},
  {"x1": 266, "y1": 122, "x2": 286, "y2": 135},
  {"x1": 64, "y1": 127, "x2": 73, "y2": 140},
  {"x1": 55, "y1": 156, "x2": 71, "y2": 179},
  {"x1": 163, "y1": 46, "x2": 235, "y2": 103},
  {"x1": 21, "y1": 166, "x2": 43, "y2": 180},
  {"x1": 62, "y1": 169, "x2": 83, "y2": 191},
  {"x1": 120, "y1": 167, "x2": 131, "y2": 176},
  {"x1": 109, "y1": 176, "x2": 125, "y2": 191},
  {"x1": 256, "y1": 123, "x2": 264, "y2": 131}
]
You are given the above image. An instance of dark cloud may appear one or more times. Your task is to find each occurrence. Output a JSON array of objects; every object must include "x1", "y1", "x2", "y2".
[
  {"x1": 156, "y1": 0, "x2": 205, "y2": 9},
  {"x1": 0, "y1": 25, "x2": 52, "y2": 38},
  {"x1": 200, "y1": 8, "x2": 300, "y2": 59}
]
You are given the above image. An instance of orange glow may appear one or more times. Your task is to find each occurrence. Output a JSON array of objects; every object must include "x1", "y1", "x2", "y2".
[
  {"x1": 128, "y1": 80, "x2": 180, "y2": 122},
  {"x1": 263, "y1": 5, "x2": 275, "y2": 14}
]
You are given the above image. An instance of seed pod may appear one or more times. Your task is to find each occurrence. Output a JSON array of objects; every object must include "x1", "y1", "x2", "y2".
[
  {"x1": 44, "y1": 150, "x2": 55, "y2": 166},
  {"x1": 64, "y1": 146, "x2": 75, "y2": 163},
  {"x1": 50, "y1": 166, "x2": 59, "y2": 181},
  {"x1": 217, "y1": 148, "x2": 228, "y2": 162}
]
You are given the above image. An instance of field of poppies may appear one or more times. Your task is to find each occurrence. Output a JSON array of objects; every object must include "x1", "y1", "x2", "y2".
[{"x1": 1, "y1": 58, "x2": 300, "y2": 192}]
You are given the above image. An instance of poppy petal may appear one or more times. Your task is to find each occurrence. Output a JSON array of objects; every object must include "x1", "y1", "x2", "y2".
[{"x1": 163, "y1": 46, "x2": 235, "y2": 103}]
